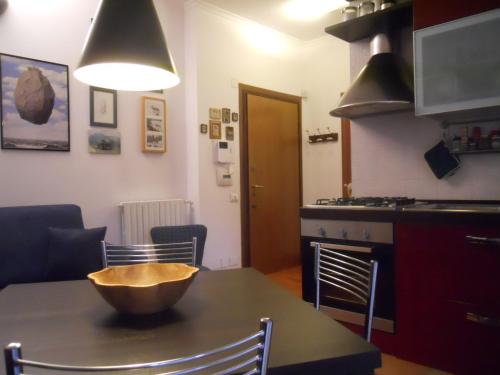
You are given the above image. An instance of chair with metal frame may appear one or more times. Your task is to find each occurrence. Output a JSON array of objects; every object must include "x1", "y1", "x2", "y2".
[
  {"x1": 150, "y1": 225, "x2": 210, "y2": 271},
  {"x1": 4, "y1": 318, "x2": 273, "y2": 375},
  {"x1": 101, "y1": 239, "x2": 197, "y2": 268},
  {"x1": 313, "y1": 242, "x2": 378, "y2": 343}
]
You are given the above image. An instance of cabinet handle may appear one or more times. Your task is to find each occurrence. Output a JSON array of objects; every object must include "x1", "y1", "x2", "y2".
[
  {"x1": 466, "y1": 312, "x2": 500, "y2": 328},
  {"x1": 465, "y1": 235, "x2": 500, "y2": 247}
]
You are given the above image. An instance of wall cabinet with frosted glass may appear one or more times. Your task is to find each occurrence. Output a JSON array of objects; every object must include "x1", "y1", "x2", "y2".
[{"x1": 413, "y1": 7, "x2": 500, "y2": 124}]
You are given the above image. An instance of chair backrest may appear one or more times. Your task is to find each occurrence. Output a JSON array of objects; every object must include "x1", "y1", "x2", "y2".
[
  {"x1": 150, "y1": 225, "x2": 207, "y2": 267},
  {"x1": 313, "y1": 242, "x2": 378, "y2": 343},
  {"x1": 101, "y1": 239, "x2": 197, "y2": 268},
  {"x1": 4, "y1": 318, "x2": 273, "y2": 375}
]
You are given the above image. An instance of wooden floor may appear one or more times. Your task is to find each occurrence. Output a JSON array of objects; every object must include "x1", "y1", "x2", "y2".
[{"x1": 266, "y1": 266, "x2": 451, "y2": 375}]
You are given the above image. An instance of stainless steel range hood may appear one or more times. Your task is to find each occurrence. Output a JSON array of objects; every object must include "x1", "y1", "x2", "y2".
[{"x1": 330, "y1": 34, "x2": 414, "y2": 119}]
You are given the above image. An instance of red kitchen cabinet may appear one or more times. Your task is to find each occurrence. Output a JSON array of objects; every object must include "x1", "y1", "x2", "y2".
[
  {"x1": 413, "y1": 0, "x2": 500, "y2": 30},
  {"x1": 395, "y1": 222, "x2": 500, "y2": 374}
]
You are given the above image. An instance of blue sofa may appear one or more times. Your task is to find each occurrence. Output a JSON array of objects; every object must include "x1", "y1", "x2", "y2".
[{"x1": 0, "y1": 204, "x2": 85, "y2": 289}]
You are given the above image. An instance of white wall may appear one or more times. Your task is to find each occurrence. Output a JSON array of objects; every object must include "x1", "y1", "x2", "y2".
[
  {"x1": 185, "y1": 1, "x2": 350, "y2": 269},
  {"x1": 349, "y1": 32, "x2": 500, "y2": 200},
  {"x1": 0, "y1": 0, "x2": 188, "y2": 242},
  {"x1": 301, "y1": 36, "x2": 350, "y2": 203}
]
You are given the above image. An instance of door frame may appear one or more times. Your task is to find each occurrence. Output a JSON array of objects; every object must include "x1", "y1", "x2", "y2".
[{"x1": 238, "y1": 83, "x2": 303, "y2": 268}]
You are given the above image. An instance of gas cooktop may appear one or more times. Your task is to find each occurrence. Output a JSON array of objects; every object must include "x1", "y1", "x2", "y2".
[{"x1": 305, "y1": 197, "x2": 418, "y2": 209}]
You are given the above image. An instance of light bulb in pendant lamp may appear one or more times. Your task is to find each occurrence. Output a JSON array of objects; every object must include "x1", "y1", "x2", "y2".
[{"x1": 74, "y1": 0, "x2": 179, "y2": 91}]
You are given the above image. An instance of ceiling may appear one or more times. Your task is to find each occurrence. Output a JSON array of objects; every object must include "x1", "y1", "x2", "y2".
[{"x1": 200, "y1": 0, "x2": 344, "y2": 41}]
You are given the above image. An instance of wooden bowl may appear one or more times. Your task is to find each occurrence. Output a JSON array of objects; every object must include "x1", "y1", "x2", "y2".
[{"x1": 88, "y1": 263, "x2": 199, "y2": 314}]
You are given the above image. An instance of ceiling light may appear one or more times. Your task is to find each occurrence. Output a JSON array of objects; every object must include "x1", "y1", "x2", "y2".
[
  {"x1": 283, "y1": 0, "x2": 346, "y2": 21},
  {"x1": 74, "y1": 0, "x2": 179, "y2": 91}
]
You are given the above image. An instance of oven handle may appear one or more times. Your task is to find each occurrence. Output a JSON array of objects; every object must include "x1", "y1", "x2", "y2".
[{"x1": 310, "y1": 242, "x2": 373, "y2": 254}]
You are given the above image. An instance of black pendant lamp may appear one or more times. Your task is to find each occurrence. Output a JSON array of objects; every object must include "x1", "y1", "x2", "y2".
[{"x1": 74, "y1": 0, "x2": 179, "y2": 91}]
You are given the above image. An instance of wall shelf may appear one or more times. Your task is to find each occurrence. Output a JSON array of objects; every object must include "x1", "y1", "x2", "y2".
[
  {"x1": 451, "y1": 149, "x2": 500, "y2": 156},
  {"x1": 325, "y1": 0, "x2": 413, "y2": 43}
]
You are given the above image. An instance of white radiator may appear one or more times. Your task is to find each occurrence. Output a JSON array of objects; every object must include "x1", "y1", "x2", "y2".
[{"x1": 120, "y1": 199, "x2": 192, "y2": 244}]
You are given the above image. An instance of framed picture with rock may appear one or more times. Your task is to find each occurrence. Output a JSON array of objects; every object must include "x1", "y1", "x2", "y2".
[
  {"x1": 141, "y1": 96, "x2": 166, "y2": 153},
  {"x1": 0, "y1": 53, "x2": 70, "y2": 151}
]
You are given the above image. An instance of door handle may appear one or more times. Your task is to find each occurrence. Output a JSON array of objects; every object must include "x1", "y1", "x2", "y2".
[
  {"x1": 251, "y1": 185, "x2": 265, "y2": 189},
  {"x1": 466, "y1": 312, "x2": 500, "y2": 328},
  {"x1": 465, "y1": 235, "x2": 500, "y2": 247}
]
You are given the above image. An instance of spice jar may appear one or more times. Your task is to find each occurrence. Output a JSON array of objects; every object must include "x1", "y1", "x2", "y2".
[
  {"x1": 342, "y1": 6, "x2": 358, "y2": 21},
  {"x1": 359, "y1": 0, "x2": 375, "y2": 16},
  {"x1": 451, "y1": 136, "x2": 461, "y2": 153},
  {"x1": 381, "y1": 0, "x2": 395, "y2": 10},
  {"x1": 492, "y1": 136, "x2": 500, "y2": 150}
]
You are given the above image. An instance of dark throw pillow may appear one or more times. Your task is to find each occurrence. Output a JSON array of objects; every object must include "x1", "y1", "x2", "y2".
[{"x1": 46, "y1": 227, "x2": 107, "y2": 282}]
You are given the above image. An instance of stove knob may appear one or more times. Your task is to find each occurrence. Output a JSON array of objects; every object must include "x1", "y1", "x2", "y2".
[
  {"x1": 363, "y1": 229, "x2": 371, "y2": 241},
  {"x1": 318, "y1": 227, "x2": 327, "y2": 237},
  {"x1": 341, "y1": 228, "x2": 348, "y2": 239}
]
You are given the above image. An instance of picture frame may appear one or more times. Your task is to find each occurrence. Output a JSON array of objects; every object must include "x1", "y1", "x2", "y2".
[
  {"x1": 225, "y1": 126, "x2": 234, "y2": 141},
  {"x1": 209, "y1": 107, "x2": 221, "y2": 120},
  {"x1": 0, "y1": 53, "x2": 70, "y2": 151},
  {"x1": 88, "y1": 128, "x2": 121, "y2": 154},
  {"x1": 209, "y1": 120, "x2": 221, "y2": 139},
  {"x1": 200, "y1": 123, "x2": 208, "y2": 134},
  {"x1": 232, "y1": 112, "x2": 239, "y2": 122},
  {"x1": 141, "y1": 96, "x2": 166, "y2": 153},
  {"x1": 90, "y1": 86, "x2": 117, "y2": 128},
  {"x1": 222, "y1": 108, "x2": 230, "y2": 124}
]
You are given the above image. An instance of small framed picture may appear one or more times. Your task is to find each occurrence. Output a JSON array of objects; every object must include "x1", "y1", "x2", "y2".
[
  {"x1": 209, "y1": 120, "x2": 221, "y2": 139},
  {"x1": 90, "y1": 86, "x2": 117, "y2": 128},
  {"x1": 142, "y1": 96, "x2": 166, "y2": 153},
  {"x1": 200, "y1": 123, "x2": 208, "y2": 134},
  {"x1": 222, "y1": 108, "x2": 230, "y2": 123},
  {"x1": 232, "y1": 112, "x2": 239, "y2": 122},
  {"x1": 209, "y1": 108, "x2": 221, "y2": 120},
  {"x1": 88, "y1": 128, "x2": 121, "y2": 154},
  {"x1": 225, "y1": 126, "x2": 234, "y2": 141}
]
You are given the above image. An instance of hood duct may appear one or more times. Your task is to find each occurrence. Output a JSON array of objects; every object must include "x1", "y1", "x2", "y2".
[{"x1": 330, "y1": 33, "x2": 414, "y2": 119}]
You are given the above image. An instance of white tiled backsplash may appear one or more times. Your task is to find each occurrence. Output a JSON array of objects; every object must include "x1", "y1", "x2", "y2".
[
  {"x1": 349, "y1": 32, "x2": 500, "y2": 200},
  {"x1": 350, "y1": 113, "x2": 500, "y2": 199}
]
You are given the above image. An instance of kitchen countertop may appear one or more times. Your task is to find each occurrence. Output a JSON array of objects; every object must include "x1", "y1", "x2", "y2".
[{"x1": 300, "y1": 201, "x2": 500, "y2": 225}]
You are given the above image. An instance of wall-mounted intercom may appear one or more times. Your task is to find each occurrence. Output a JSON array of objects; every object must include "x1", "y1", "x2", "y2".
[{"x1": 214, "y1": 141, "x2": 235, "y2": 164}]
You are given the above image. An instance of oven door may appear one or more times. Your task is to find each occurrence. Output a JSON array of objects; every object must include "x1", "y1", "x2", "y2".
[{"x1": 302, "y1": 239, "x2": 395, "y2": 333}]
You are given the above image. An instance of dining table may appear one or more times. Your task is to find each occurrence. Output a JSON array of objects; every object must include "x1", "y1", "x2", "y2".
[{"x1": 0, "y1": 267, "x2": 381, "y2": 374}]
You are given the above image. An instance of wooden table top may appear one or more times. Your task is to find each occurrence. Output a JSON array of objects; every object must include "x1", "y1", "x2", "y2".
[{"x1": 0, "y1": 268, "x2": 380, "y2": 374}]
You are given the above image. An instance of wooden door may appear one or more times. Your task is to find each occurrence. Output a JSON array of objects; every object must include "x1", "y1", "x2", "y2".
[{"x1": 240, "y1": 85, "x2": 301, "y2": 274}]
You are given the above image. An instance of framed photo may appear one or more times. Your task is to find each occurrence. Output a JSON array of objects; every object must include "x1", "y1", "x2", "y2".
[
  {"x1": 88, "y1": 128, "x2": 120, "y2": 154},
  {"x1": 209, "y1": 107, "x2": 221, "y2": 120},
  {"x1": 0, "y1": 53, "x2": 70, "y2": 151},
  {"x1": 90, "y1": 86, "x2": 117, "y2": 128},
  {"x1": 209, "y1": 120, "x2": 221, "y2": 139},
  {"x1": 225, "y1": 126, "x2": 234, "y2": 141},
  {"x1": 200, "y1": 123, "x2": 208, "y2": 134},
  {"x1": 142, "y1": 96, "x2": 166, "y2": 153},
  {"x1": 222, "y1": 108, "x2": 230, "y2": 124},
  {"x1": 232, "y1": 112, "x2": 239, "y2": 122}
]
